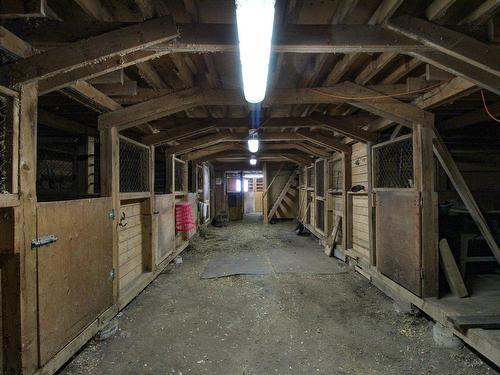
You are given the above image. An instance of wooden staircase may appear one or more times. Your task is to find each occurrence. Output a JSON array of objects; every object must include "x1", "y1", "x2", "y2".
[{"x1": 268, "y1": 168, "x2": 299, "y2": 220}]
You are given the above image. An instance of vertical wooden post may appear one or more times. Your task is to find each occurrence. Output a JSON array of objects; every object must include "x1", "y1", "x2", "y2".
[
  {"x1": 99, "y1": 126, "x2": 120, "y2": 302},
  {"x1": 342, "y1": 152, "x2": 351, "y2": 253},
  {"x1": 366, "y1": 142, "x2": 376, "y2": 267},
  {"x1": 6, "y1": 82, "x2": 39, "y2": 374},
  {"x1": 165, "y1": 153, "x2": 174, "y2": 194},
  {"x1": 262, "y1": 162, "x2": 269, "y2": 224},
  {"x1": 143, "y1": 145, "x2": 156, "y2": 272},
  {"x1": 414, "y1": 121, "x2": 438, "y2": 297}
]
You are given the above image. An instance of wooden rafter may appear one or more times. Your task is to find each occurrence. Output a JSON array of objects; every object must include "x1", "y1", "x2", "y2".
[
  {"x1": 0, "y1": 16, "x2": 179, "y2": 87},
  {"x1": 296, "y1": 130, "x2": 351, "y2": 153},
  {"x1": 98, "y1": 89, "x2": 202, "y2": 131},
  {"x1": 310, "y1": 113, "x2": 377, "y2": 142},
  {"x1": 387, "y1": 15, "x2": 500, "y2": 77}
]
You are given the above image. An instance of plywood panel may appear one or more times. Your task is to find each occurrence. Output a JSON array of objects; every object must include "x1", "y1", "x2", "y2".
[
  {"x1": 156, "y1": 194, "x2": 175, "y2": 264},
  {"x1": 376, "y1": 190, "x2": 422, "y2": 296},
  {"x1": 351, "y1": 143, "x2": 368, "y2": 189},
  {"x1": 118, "y1": 202, "x2": 143, "y2": 292},
  {"x1": 352, "y1": 195, "x2": 369, "y2": 262},
  {"x1": 37, "y1": 198, "x2": 113, "y2": 365}
]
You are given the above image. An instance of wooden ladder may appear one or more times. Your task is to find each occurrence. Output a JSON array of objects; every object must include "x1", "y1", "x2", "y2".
[{"x1": 268, "y1": 168, "x2": 298, "y2": 221}]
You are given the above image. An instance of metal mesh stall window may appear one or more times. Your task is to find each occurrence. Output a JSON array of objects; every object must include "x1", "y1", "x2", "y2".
[
  {"x1": 315, "y1": 160, "x2": 325, "y2": 197},
  {"x1": 0, "y1": 96, "x2": 12, "y2": 194},
  {"x1": 174, "y1": 159, "x2": 184, "y2": 192},
  {"x1": 316, "y1": 200, "x2": 325, "y2": 232},
  {"x1": 119, "y1": 139, "x2": 149, "y2": 193},
  {"x1": 329, "y1": 159, "x2": 343, "y2": 191},
  {"x1": 307, "y1": 166, "x2": 314, "y2": 188},
  {"x1": 373, "y1": 136, "x2": 414, "y2": 189}
]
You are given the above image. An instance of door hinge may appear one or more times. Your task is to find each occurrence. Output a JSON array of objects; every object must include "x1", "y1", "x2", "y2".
[
  {"x1": 109, "y1": 268, "x2": 116, "y2": 280},
  {"x1": 420, "y1": 268, "x2": 425, "y2": 280},
  {"x1": 31, "y1": 235, "x2": 58, "y2": 249},
  {"x1": 108, "y1": 209, "x2": 116, "y2": 220}
]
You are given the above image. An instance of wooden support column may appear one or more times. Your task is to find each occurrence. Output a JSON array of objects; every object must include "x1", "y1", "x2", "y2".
[
  {"x1": 99, "y1": 126, "x2": 120, "y2": 302},
  {"x1": 367, "y1": 142, "x2": 376, "y2": 267},
  {"x1": 414, "y1": 123, "x2": 439, "y2": 297},
  {"x1": 342, "y1": 153, "x2": 351, "y2": 255},
  {"x1": 5, "y1": 82, "x2": 39, "y2": 374},
  {"x1": 262, "y1": 162, "x2": 269, "y2": 224},
  {"x1": 143, "y1": 145, "x2": 156, "y2": 273}
]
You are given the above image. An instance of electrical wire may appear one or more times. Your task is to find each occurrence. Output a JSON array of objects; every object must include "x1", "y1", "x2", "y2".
[
  {"x1": 311, "y1": 81, "x2": 446, "y2": 101},
  {"x1": 480, "y1": 90, "x2": 500, "y2": 123}
]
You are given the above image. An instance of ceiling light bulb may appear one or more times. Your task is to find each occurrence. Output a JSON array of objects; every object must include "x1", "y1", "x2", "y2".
[
  {"x1": 236, "y1": 0, "x2": 276, "y2": 103},
  {"x1": 250, "y1": 156, "x2": 257, "y2": 166},
  {"x1": 248, "y1": 138, "x2": 259, "y2": 153}
]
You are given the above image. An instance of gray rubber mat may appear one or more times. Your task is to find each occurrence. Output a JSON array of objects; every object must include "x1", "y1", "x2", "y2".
[
  {"x1": 201, "y1": 247, "x2": 347, "y2": 279},
  {"x1": 201, "y1": 253, "x2": 272, "y2": 279}
]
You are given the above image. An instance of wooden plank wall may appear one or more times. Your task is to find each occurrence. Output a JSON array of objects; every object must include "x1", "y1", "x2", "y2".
[
  {"x1": 118, "y1": 202, "x2": 144, "y2": 293},
  {"x1": 349, "y1": 143, "x2": 370, "y2": 263}
]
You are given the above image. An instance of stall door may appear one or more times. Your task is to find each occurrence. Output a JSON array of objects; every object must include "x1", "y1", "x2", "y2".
[
  {"x1": 375, "y1": 191, "x2": 422, "y2": 295},
  {"x1": 36, "y1": 198, "x2": 114, "y2": 365},
  {"x1": 156, "y1": 194, "x2": 175, "y2": 264}
]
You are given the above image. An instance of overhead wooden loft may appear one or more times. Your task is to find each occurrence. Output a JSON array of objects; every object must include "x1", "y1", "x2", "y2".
[{"x1": 0, "y1": 1, "x2": 500, "y2": 374}]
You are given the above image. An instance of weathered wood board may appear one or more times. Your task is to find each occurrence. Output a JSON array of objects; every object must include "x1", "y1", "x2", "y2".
[
  {"x1": 375, "y1": 190, "x2": 422, "y2": 296},
  {"x1": 118, "y1": 202, "x2": 144, "y2": 293},
  {"x1": 156, "y1": 194, "x2": 175, "y2": 264},
  {"x1": 37, "y1": 198, "x2": 113, "y2": 365}
]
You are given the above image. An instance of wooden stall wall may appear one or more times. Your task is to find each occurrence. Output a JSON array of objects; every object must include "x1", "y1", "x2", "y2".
[
  {"x1": 155, "y1": 194, "x2": 175, "y2": 265},
  {"x1": 118, "y1": 201, "x2": 147, "y2": 294},
  {"x1": 347, "y1": 143, "x2": 370, "y2": 266}
]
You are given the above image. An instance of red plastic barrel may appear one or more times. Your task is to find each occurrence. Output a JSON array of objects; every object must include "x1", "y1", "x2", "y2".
[{"x1": 175, "y1": 202, "x2": 195, "y2": 232}]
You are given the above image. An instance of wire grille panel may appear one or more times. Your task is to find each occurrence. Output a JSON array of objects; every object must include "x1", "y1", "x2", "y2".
[
  {"x1": 329, "y1": 159, "x2": 343, "y2": 190},
  {"x1": 119, "y1": 139, "x2": 149, "y2": 193},
  {"x1": 315, "y1": 160, "x2": 325, "y2": 197},
  {"x1": 0, "y1": 96, "x2": 10, "y2": 193},
  {"x1": 373, "y1": 137, "x2": 414, "y2": 189}
]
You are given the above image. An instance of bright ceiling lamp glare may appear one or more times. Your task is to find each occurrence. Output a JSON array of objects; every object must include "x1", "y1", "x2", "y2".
[
  {"x1": 236, "y1": 0, "x2": 276, "y2": 104},
  {"x1": 248, "y1": 138, "x2": 259, "y2": 153},
  {"x1": 249, "y1": 156, "x2": 257, "y2": 166}
]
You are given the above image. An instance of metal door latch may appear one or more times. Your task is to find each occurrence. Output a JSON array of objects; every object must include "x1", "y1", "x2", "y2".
[
  {"x1": 108, "y1": 209, "x2": 116, "y2": 220},
  {"x1": 31, "y1": 235, "x2": 58, "y2": 249}
]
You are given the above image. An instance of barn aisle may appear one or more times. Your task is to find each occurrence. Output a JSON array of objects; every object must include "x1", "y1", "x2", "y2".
[{"x1": 59, "y1": 219, "x2": 493, "y2": 375}]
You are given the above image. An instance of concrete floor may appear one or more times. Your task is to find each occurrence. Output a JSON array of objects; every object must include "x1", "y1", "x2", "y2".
[{"x1": 60, "y1": 217, "x2": 496, "y2": 375}]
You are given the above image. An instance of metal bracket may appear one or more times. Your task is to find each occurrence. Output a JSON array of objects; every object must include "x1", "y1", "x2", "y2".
[
  {"x1": 108, "y1": 209, "x2": 116, "y2": 220},
  {"x1": 31, "y1": 235, "x2": 58, "y2": 249}
]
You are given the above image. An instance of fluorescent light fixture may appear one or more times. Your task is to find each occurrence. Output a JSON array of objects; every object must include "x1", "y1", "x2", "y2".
[
  {"x1": 248, "y1": 138, "x2": 259, "y2": 153},
  {"x1": 236, "y1": 0, "x2": 276, "y2": 103},
  {"x1": 249, "y1": 155, "x2": 257, "y2": 166}
]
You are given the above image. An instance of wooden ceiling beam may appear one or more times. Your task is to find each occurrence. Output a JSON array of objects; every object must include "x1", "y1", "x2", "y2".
[
  {"x1": 73, "y1": 0, "x2": 114, "y2": 22},
  {"x1": 296, "y1": 130, "x2": 351, "y2": 153},
  {"x1": 310, "y1": 113, "x2": 378, "y2": 142},
  {"x1": 0, "y1": 16, "x2": 179, "y2": 87},
  {"x1": 425, "y1": 0, "x2": 458, "y2": 21},
  {"x1": 114, "y1": 84, "x2": 423, "y2": 106},
  {"x1": 184, "y1": 143, "x2": 246, "y2": 161},
  {"x1": 98, "y1": 88, "x2": 202, "y2": 131},
  {"x1": 409, "y1": 51, "x2": 500, "y2": 96},
  {"x1": 13, "y1": 22, "x2": 431, "y2": 54},
  {"x1": 367, "y1": 77, "x2": 476, "y2": 132},
  {"x1": 38, "y1": 49, "x2": 168, "y2": 94},
  {"x1": 387, "y1": 15, "x2": 500, "y2": 77},
  {"x1": 142, "y1": 118, "x2": 218, "y2": 145},
  {"x1": 166, "y1": 132, "x2": 241, "y2": 155},
  {"x1": 336, "y1": 82, "x2": 433, "y2": 128},
  {"x1": 458, "y1": 0, "x2": 500, "y2": 25}
]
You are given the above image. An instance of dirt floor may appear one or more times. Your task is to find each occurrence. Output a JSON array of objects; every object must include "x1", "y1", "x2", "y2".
[{"x1": 59, "y1": 216, "x2": 497, "y2": 375}]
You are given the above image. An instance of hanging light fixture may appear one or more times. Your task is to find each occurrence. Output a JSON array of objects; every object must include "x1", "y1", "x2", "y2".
[
  {"x1": 247, "y1": 132, "x2": 259, "y2": 153},
  {"x1": 249, "y1": 155, "x2": 257, "y2": 165},
  {"x1": 236, "y1": 0, "x2": 276, "y2": 104}
]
